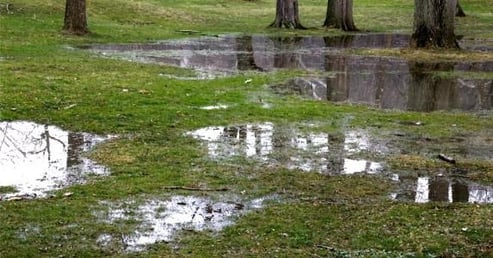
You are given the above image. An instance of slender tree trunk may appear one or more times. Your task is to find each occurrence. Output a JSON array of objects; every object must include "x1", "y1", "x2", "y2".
[
  {"x1": 323, "y1": 0, "x2": 358, "y2": 31},
  {"x1": 456, "y1": 1, "x2": 466, "y2": 17},
  {"x1": 269, "y1": 0, "x2": 306, "y2": 29},
  {"x1": 63, "y1": 0, "x2": 89, "y2": 35},
  {"x1": 411, "y1": 0, "x2": 458, "y2": 48}
]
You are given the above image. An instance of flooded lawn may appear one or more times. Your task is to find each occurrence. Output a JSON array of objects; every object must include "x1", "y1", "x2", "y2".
[
  {"x1": 0, "y1": 121, "x2": 112, "y2": 200},
  {"x1": 76, "y1": 34, "x2": 493, "y2": 252},
  {"x1": 95, "y1": 194, "x2": 276, "y2": 252},
  {"x1": 186, "y1": 122, "x2": 493, "y2": 204},
  {"x1": 83, "y1": 34, "x2": 493, "y2": 111}
]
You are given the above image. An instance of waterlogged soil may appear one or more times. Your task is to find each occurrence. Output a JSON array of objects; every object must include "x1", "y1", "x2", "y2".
[
  {"x1": 83, "y1": 34, "x2": 493, "y2": 111},
  {"x1": 0, "y1": 121, "x2": 112, "y2": 200},
  {"x1": 75, "y1": 34, "x2": 493, "y2": 250},
  {"x1": 186, "y1": 122, "x2": 493, "y2": 204},
  {"x1": 95, "y1": 194, "x2": 277, "y2": 252}
]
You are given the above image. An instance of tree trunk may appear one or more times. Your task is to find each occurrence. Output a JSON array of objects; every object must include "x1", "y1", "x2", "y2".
[
  {"x1": 63, "y1": 0, "x2": 89, "y2": 35},
  {"x1": 323, "y1": 0, "x2": 336, "y2": 27},
  {"x1": 411, "y1": 0, "x2": 458, "y2": 48},
  {"x1": 269, "y1": 0, "x2": 306, "y2": 29},
  {"x1": 456, "y1": 1, "x2": 466, "y2": 17},
  {"x1": 323, "y1": 0, "x2": 358, "y2": 31}
]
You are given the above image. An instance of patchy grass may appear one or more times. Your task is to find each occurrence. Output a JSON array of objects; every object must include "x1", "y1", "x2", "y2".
[
  {"x1": 0, "y1": 186, "x2": 17, "y2": 194},
  {"x1": 1, "y1": 0, "x2": 492, "y2": 257},
  {"x1": 355, "y1": 48, "x2": 493, "y2": 62}
]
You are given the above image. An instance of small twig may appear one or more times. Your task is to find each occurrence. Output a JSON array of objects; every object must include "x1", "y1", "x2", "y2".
[
  {"x1": 176, "y1": 30, "x2": 200, "y2": 34},
  {"x1": 316, "y1": 244, "x2": 335, "y2": 250},
  {"x1": 190, "y1": 206, "x2": 200, "y2": 221},
  {"x1": 163, "y1": 186, "x2": 229, "y2": 191}
]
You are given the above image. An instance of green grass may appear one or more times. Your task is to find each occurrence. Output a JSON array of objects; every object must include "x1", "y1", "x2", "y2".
[{"x1": 1, "y1": 0, "x2": 493, "y2": 257}]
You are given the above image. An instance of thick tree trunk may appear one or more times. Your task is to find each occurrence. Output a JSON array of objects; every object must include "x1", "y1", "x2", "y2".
[
  {"x1": 456, "y1": 1, "x2": 466, "y2": 17},
  {"x1": 269, "y1": 0, "x2": 306, "y2": 29},
  {"x1": 323, "y1": 0, "x2": 358, "y2": 31},
  {"x1": 63, "y1": 0, "x2": 89, "y2": 35},
  {"x1": 411, "y1": 0, "x2": 458, "y2": 48},
  {"x1": 323, "y1": 0, "x2": 336, "y2": 27}
]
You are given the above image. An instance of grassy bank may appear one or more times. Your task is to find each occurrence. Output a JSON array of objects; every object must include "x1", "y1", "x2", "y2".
[{"x1": 1, "y1": 0, "x2": 492, "y2": 257}]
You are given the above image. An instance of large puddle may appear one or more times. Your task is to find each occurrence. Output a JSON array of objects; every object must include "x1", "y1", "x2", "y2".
[
  {"x1": 187, "y1": 122, "x2": 493, "y2": 204},
  {"x1": 187, "y1": 122, "x2": 387, "y2": 175},
  {"x1": 83, "y1": 34, "x2": 493, "y2": 111},
  {"x1": 95, "y1": 194, "x2": 276, "y2": 252},
  {"x1": 0, "y1": 121, "x2": 112, "y2": 200}
]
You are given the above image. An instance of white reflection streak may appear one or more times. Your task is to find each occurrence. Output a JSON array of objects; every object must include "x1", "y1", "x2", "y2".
[
  {"x1": 469, "y1": 184, "x2": 493, "y2": 203},
  {"x1": 246, "y1": 125, "x2": 256, "y2": 157},
  {"x1": 415, "y1": 177, "x2": 429, "y2": 203},
  {"x1": 259, "y1": 123, "x2": 273, "y2": 157}
]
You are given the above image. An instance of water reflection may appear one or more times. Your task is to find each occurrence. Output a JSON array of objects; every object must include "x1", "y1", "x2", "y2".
[
  {"x1": 84, "y1": 34, "x2": 411, "y2": 75},
  {"x1": 187, "y1": 123, "x2": 386, "y2": 175},
  {"x1": 0, "y1": 121, "x2": 111, "y2": 199},
  {"x1": 84, "y1": 34, "x2": 493, "y2": 111},
  {"x1": 97, "y1": 195, "x2": 274, "y2": 251},
  {"x1": 273, "y1": 62, "x2": 493, "y2": 112},
  {"x1": 392, "y1": 175, "x2": 493, "y2": 203}
]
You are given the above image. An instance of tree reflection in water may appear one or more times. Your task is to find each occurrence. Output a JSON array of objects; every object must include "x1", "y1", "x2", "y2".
[{"x1": 0, "y1": 121, "x2": 111, "y2": 199}]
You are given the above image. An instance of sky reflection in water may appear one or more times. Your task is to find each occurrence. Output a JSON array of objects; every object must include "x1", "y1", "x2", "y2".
[{"x1": 0, "y1": 121, "x2": 111, "y2": 199}]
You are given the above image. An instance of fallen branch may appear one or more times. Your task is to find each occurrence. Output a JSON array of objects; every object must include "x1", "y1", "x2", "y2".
[
  {"x1": 437, "y1": 153, "x2": 456, "y2": 164},
  {"x1": 163, "y1": 186, "x2": 229, "y2": 191}
]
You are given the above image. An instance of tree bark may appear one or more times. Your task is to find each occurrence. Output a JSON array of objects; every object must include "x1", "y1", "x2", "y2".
[
  {"x1": 269, "y1": 0, "x2": 306, "y2": 29},
  {"x1": 63, "y1": 0, "x2": 89, "y2": 35},
  {"x1": 456, "y1": 1, "x2": 466, "y2": 17},
  {"x1": 411, "y1": 0, "x2": 458, "y2": 48},
  {"x1": 323, "y1": 0, "x2": 358, "y2": 31},
  {"x1": 323, "y1": 0, "x2": 336, "y2": 27}
]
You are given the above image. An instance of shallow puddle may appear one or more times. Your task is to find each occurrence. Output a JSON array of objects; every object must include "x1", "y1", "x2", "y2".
[
  {"x1": 187, "y1": 123, "x2": 387, "y2": 175},
  {"x1": 82, "y1": 34, "x2": 490, "y2": 76},
  {"x1": 392, "y1": 174, "x2": 493, "y2": 203},
  {"x1": 187, "y1": 123, "x2": 493, "y2": 204},
  {"x1": 0, "y1": 121, "x2": 112, "y2": 200},
  {"x1": 96, "y1": 194, "x2": 275, "y2": 252},
  {"x1": 83, "y1": 34, "x2": 493, "y2": 111}
]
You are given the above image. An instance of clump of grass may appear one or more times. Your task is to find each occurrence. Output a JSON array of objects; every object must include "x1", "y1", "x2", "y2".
[{"x1": 0, "y1": 186, "x2": 17, "y2": 194}]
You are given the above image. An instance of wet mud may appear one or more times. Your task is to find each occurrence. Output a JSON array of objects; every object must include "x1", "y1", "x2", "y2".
[
  {"x1": 95, "y1": 194, "x2": 276, "y2": 252},
  {"x1": 0, "y1": 121, "x2": 112, "y2": 200}
]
